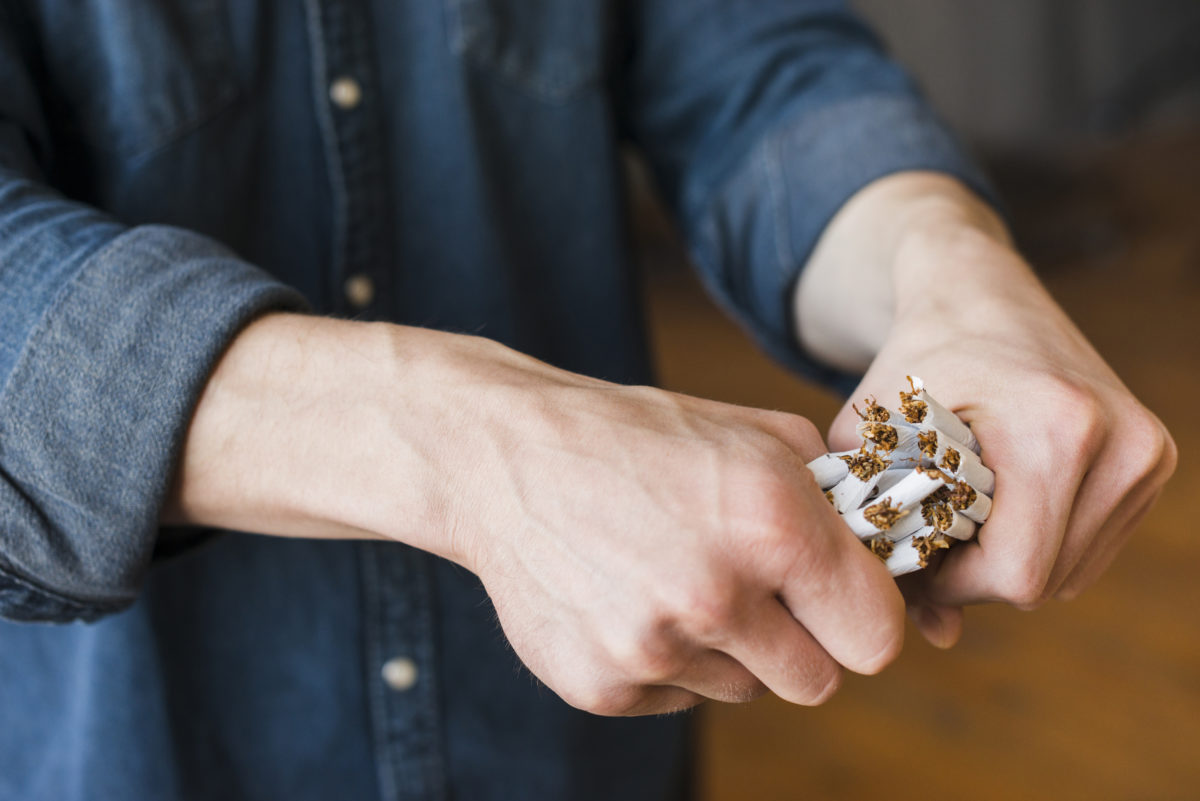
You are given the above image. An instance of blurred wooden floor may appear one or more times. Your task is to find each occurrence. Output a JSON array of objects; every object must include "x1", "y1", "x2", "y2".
[{"x1": 638, "y1": 129, "x2": 1200, "y2": 801}]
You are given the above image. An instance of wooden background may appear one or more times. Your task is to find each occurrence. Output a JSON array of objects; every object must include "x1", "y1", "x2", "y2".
[{"x1": 637, "y1": 129, "x2": 1200, "y2": 801}]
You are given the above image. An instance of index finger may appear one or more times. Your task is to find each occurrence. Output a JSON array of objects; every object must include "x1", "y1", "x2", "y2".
[
  {"x1": 924, "y1": 439, "x2": 1083, "y2": 608},
  {"x1": 775, "y1": 501, "x2": 908, "y2": 674}
]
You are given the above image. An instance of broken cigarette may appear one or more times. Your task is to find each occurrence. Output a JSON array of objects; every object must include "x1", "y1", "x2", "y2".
[
  {"x1": 805, "y1": 376, "x2": 994, "y2": 578},
  {"x1": 900, "y1": 376, "x2": 979, "y2": 454},
  {"x1": 806, "y1": 452, "x2": 851, "y2": 490},
  {"x1": 827, "y1": 446, "x2": 892, "y2": 513},
  {"x1": 948, "y1": 478, "x2": 992, "y2": 524},
  {"x1": 855, "y1": 420, "x2": 924, "y2": 455}
]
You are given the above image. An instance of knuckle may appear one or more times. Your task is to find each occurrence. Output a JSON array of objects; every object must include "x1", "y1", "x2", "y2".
[
  {"x1": 561, "y1": 683, "x2": 644, "y2": 717},
  {"x1": 1162, "y1": 428, "x2": 1180, "y2": 477},
  {"x1": 663, "y1": 580, "x2": 737, "y2": 643},
  {"x1": 787, "y1": 412, "x2": 822, "y2": 440},
  {"x1": 1049, "y1": 381, "x2": 1104, "y2": 428},
  {"x1": 992, "y1": 565, "x2": 1048, "y2": 609},
  {"x1": 781, "y1": 413, "x2": 824, "y2": 453},
  {"x1": 1048, "y1": 388, "x2": 1106, "y2": 466},
  {"x1": 757, "y1": 409, "x2": 824, "y2": 453},
  {"x1": 1120, "y1": 406, "x2": 1176, "y2": 482},
  {"x1": 605, "y1": 624, "x2": 682, "y2": 684},
  {"x1": 724, "y1": 469, "x2": 810, "y2": 563}
]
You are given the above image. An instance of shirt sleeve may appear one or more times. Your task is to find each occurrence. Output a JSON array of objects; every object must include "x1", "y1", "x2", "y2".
[
  {"x1": 0, "y1": 20, "x2": 308, "y2": 623},
  {"x1": 620, "y1": 0, "x2": 997, "y2": 390}
]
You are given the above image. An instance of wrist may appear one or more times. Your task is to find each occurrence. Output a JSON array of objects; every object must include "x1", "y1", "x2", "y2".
[
  {"x1": 795, "y1": 171, "x2": 1012, "y2": 371},
  {"x1": 164, "y1": 314, "x2": 491, "y2": 567}
]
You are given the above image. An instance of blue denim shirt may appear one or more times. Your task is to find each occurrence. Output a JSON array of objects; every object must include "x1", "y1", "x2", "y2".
[{"x1": 0, "y1": 1, "x2": 989, "y2": 799}]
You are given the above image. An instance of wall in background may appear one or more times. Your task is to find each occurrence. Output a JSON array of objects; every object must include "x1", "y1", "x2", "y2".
[{"x1": 852, "y1": 0, "x2": 1200, "y2": 148}]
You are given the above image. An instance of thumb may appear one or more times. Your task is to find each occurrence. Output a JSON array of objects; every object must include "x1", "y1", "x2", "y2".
[{"x1": 828, "y1": 399, "x2": 864, "y2": 452}]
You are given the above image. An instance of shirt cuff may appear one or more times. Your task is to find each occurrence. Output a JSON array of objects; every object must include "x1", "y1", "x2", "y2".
[
  {"x1": 0, "y1": 224, "x2": 308, "y2": 622},
  {"x1": 690, "y1": 93, "x2": 998, "y2": 395}
]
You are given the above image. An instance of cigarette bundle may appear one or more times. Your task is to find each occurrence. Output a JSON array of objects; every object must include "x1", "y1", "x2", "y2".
[{"x1": 805, "y1": 377, "x2": 993, "y2": 577}]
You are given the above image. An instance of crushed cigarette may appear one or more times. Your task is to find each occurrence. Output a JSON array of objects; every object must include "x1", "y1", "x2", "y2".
[
  {"x1": 807, "y1": 452, "x2": 851, "y2": 490},
  {"x1": 863, "y1": 497, "x2": 905, "y2": 530},
  {"x1": 912, "y1": 531, "x2": 953, "y2": 567},
  {"x1": 867, "y1": 535, "x2": 894, "y2": 559},
  {"x1": 921, "y1": 498, "x2": 954, "y2": 532},
  {"x1": 839, "y1": 445, "x2": 890, "y2": 481},
  {"x1": 826, "y1": 445, "x2": 892, "y2": 513},
  {"x1": 883, "y1": 536, "x2": 923, "y2": 576},
  {"x1": 902, "y1": 376, "x2": 979, "y2": 454},
  {"x1": 855, "y1": 421, "x2": 925, "y2": 455},
  {"x1": 854, "y1": 397, "x2": 891, "y2": 423},
  {"x1": 805, "y1": 377, "x2": 993, "y2": 577}
]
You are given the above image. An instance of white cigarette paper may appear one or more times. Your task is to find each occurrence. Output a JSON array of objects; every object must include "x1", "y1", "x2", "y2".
[
  {"x1": 900, "y1": 376, "x2": 980, "y2": 455},
  {"x1": 806, "y1": 452, "x2": 850, "y2": 490},
  {"x1": 869, "y1": 468, "x2": 909, "y2": 499},
  {"x1": 854, "y1": 421, "x2": 924, "y2": 455},
  {"x1": 843, "y1": 498, "x2": 909, "y2": 538},
  {"x1": 809, "y1": 378, "x2": 994, "y2": 577},
  {"x1": 943, "y1": 512, "x2": 976, "y2": 541},
  {"x1": 827, "y1": 446, "x2": 891, "y2": 513},
  {"x1": 883, "y1": 536, "x2": 923, "y2": 577},
  {"x1": 874, "y1": 466, "x2": 948, "y2": 510},
  {"x1": 843, "y1": 497, "x2": 927, "y2": 541},
  {"x1": 940, "y1": 444, "x2": 995, "y2": 496},
  {"x1": 948, "y1": 479, "x2": 992, "y2": 524},
  {"x1": 884, "y1": 528, "x2": 955, "y2": 575},
  {"x1": 829, "y1": 471, "x2": 882, "y2": 514}
]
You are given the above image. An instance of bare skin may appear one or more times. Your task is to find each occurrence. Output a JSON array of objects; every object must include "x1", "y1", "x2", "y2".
[
  {"x1": 164, "y1": 172, "x2": 1176, "y2": 714},
  {"x1": 796, "y1": 172, "x2": 1177, "y2": 646},
  {"x1": 164, "y1": 315, "x2": 905, "y2": 715}
]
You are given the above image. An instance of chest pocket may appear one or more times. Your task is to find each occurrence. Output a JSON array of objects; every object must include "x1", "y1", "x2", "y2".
[
  {"x1": 40, "y1": 0, "x2": 238, "y2": 161},
  {"x1": 446, "y1": 0, "x2": 609, "y2": 103}
]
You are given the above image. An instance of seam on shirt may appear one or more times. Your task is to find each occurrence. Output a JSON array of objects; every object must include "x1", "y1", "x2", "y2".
[
  {"x1": 303, "y1": 0, "x2": 349, "y2": 281},
  {"x1": 762, "y1": 129, "x2": 795, "y2": 281},
  {"x1": 0, "y1": 556, "x2": 127, "y2": 620}
]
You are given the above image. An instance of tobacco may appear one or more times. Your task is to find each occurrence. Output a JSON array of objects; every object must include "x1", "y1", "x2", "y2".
[{"x1": 805, "y1": 377, "x2": 993, "y2": 577}]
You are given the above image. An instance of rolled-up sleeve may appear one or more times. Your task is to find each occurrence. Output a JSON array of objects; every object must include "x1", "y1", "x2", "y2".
[
  {"x1": 0, "y1": 22, "x2": 306, "y2": 622},
  {"x1": 622, "y1": 0, "x2": 995, "y2": 387}
]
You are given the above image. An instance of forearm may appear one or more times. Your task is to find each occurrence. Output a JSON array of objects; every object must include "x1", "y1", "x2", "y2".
[
  {"x1": 162, "y1": 314, "x2": 520, "y2": 566},
  {"x1": 163, "y1": 310, "x2": 914, "y2": 715}
]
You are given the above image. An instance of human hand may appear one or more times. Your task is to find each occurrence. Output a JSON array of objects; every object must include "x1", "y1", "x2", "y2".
[
  {"x1": 450, "y1": 342, "x2": 907, "y2": 715},
  {"x1": 828, "y1": 224, "x2": 1177, "y2": 646},
  {"x1": 165, "y1": 315, "x2": 907, "y2": 716}
]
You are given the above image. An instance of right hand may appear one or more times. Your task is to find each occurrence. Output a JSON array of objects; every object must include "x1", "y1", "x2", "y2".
[
  {"x1": 166, "y1": 316, "x2": 905, "y2": 716},
  {"x1": 446, "y1": 339, "x2": 907, "y2": 716}
]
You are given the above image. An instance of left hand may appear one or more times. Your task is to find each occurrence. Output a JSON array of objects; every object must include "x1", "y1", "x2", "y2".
[{"x1": 826, "y1": 223, "x2": 1176, "y2": 647}]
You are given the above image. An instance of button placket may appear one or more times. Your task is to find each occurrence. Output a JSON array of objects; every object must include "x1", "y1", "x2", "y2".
[
  {"x1": 304, "y1": 0, "x2": 435, "y2": 797},
  {"x1": 305, "y1": 0, "x2": 392, "y2": 319}
]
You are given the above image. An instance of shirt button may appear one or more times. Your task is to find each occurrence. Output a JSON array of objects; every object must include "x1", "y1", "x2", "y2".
[
  {"x1": 344, "y1": 274, "x2": 375, "y2": 308},
  {"x1": 329, "y1": 76, "x2": 362, "y2": 110},
  {"x1": 381, "y1": 657, "x2": 419, "y2": 691}
]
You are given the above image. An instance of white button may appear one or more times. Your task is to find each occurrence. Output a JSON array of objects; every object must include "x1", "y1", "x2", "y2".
[
  {"x1": 381, "y1": 657, "x2": 418, "y2": 691},
  {"x1": 329, "y1": 76, "x2": 362, "y2": 110},
  {"x1": 344, "y1": 274, "x2": 375, "y2": 308}
]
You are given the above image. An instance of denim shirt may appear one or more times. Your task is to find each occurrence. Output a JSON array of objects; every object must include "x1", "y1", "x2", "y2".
[{"x1": 0, "y1": 1, "x2": 988, "y2": 799}]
